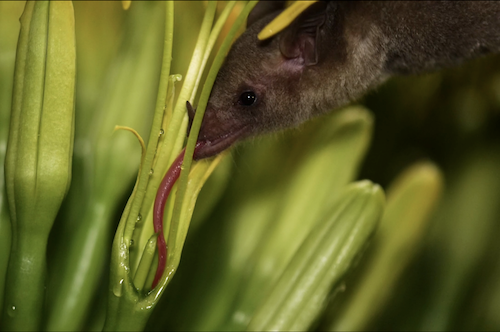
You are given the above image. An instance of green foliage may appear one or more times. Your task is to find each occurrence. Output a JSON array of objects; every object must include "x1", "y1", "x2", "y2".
[{"x1": 0, "y1": 1, "x2": 499, "y2": 331}]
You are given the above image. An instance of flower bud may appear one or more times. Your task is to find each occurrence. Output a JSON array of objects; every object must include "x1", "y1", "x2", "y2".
[{"x1": 2, "y1": 1, "x2": 75, "y2": 330}]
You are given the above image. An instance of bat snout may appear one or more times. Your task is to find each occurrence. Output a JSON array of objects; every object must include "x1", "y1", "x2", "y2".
[{"x1": 192, "y1": 108, "x2": 251, "y2": 160}]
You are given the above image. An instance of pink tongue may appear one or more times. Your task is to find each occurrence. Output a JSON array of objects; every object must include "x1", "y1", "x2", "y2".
[{"x1": 151, "y1": 141, "x2": 204, "y2": 288}]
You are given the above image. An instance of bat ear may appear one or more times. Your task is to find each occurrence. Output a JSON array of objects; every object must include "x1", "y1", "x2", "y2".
[
  {"x1": 247, "y1": 1, "x2": 287, "y2": 27},
  {"x1": 279, "y1": 1, "x2": 327, "y2": 66}
]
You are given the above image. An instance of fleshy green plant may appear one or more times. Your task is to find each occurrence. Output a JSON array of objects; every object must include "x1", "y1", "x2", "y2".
[
  {"x1": 2, "y1": 2, "x2": 75, "y2": 330},
  {"x1": 1, "y1": 1, "x2": 500, "y2": 332}
]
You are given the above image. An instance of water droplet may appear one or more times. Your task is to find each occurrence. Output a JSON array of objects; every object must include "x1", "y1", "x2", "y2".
[
  {"x1": 233, "y1": 311, "x2": 248, "y2": 325},
  {"x1": 7, "y1": 305, "x2": 16, "y2": 317},
  {"x1": 149, "y1": 169, "x2": 154, "y2": 175},
  {"x1": 113, "y1": 279, "x2": 124, "y2": 297},
  {"x1": 159, "y1": 129, "x2": 165, "y2": 135},
  {"x1": 136, "y1": 214, "x2": 142, "y2": 222},
  {"x1": 129, "y1": 239, "x2": 134, "y2": 246}
]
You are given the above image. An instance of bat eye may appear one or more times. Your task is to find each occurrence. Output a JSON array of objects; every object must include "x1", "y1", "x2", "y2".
[{"x1": 238, "y1": 91, "x2": 257, "y2": 106}]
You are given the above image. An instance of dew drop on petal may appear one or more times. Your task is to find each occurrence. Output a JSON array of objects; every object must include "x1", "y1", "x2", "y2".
[
  {"x1": 7, "y1": 305, "x2": 16, "y2": 317},
  {"x1": 113, "y1": 279, "x2": 124, "y2": 297},
  {"x1": 233, "y1": 311, "x2": 248, "y2": 325}
]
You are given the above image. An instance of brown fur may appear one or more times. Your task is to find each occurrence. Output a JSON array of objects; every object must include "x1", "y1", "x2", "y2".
[{"x1": 194, "y1": 1, "x2": 500, "y2": 159}]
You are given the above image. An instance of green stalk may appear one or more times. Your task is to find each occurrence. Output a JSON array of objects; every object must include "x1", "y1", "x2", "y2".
[
  {"x1": 106, "y1": 2, "x2": 255, "y2": 330},
  {"x1": 2, "y1": 1, "x2": 75, "y2": 330},
  {"x1": 158, "y1": 1, "x2": 217, "y2": 169},
  {"x1": 130, "y1": 74, "x2": 181, "y2": 273},
  {"x1": 165, "y1": 0, "x2": 258, "y2": 284},
  {"x1": 0, "y1": 1, "x2": 24, "y2": 315},
  {"x1": 134, "y1": 1, "x2": 246, "y2": 293},
  {"x1": 44, "y1": 3, "x2": 165, "y2": 330},
  {"x1": 127, "y1": 2, "x2": 219, "y2": 258},
  {"x1": 123, "y1": 2, "x2": 175, "y2": 230},
  {"x1": 104, "y1": 2, "x2": 175, "y2": 330},
  {"x1": 134, "y1": 233, "x2": 159, "y2": 292},
  {"x1": 139, "y1": 1, "x2": 240, "y2": 288},
  {"x1": 190, "y1": 1, "x2": 237, "y2": 102}
]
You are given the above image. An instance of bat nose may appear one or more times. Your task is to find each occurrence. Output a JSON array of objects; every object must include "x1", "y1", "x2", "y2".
[
  {"x1": 186, "y1": 101, "x2": 230, "y2": 142},
  {"x1": 197, "y1": 110, "x2": 226, "y2": 141}
]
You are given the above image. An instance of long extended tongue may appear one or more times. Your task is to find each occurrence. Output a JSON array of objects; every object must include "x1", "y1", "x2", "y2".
[
  {"x1": 151, "y1": 149, "x2": 184, "y2": 288},
  {"x1": 151, "y1": 142, "x2": 204, "y2": 288}
]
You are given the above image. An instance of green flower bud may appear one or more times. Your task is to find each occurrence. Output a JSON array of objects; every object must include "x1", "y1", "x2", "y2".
[
  {"x1": 330, "y1": 162, "x2": 443, "y2": 330},
  {"x1": 0, "y1": 1, "x2": 26, "y2": 316},
  {"x1": 248, "y1": 181, "x2": 385, "y2": 331},
  {"x1": 2, "y1": 1, "x2": 75, "y2": 330}
]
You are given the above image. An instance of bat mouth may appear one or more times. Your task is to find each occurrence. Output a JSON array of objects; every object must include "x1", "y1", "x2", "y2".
[{"x1": 193, "y1": 125, "x2": 250, "y2": 160}]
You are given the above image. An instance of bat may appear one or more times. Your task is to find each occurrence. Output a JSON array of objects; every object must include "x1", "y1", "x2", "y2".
[{"x1": 191, "y1": 1, "x2": 500, "y2": 159}]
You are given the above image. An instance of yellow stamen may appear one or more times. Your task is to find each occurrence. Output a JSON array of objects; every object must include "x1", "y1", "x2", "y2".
[
  {"x1": 258, "y1": 0, "x2": 318, "y2": 40},
  {"x1": 122, "y1": 1, "x2": 131, "y2": 10},
  {"x1": 114, "y1": 125, "x2": 146, "y2": 162}
]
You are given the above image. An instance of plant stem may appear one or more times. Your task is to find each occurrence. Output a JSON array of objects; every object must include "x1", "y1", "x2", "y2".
[{"x1": 167, "y1": 0, "x2": 258, "y2": 274}]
